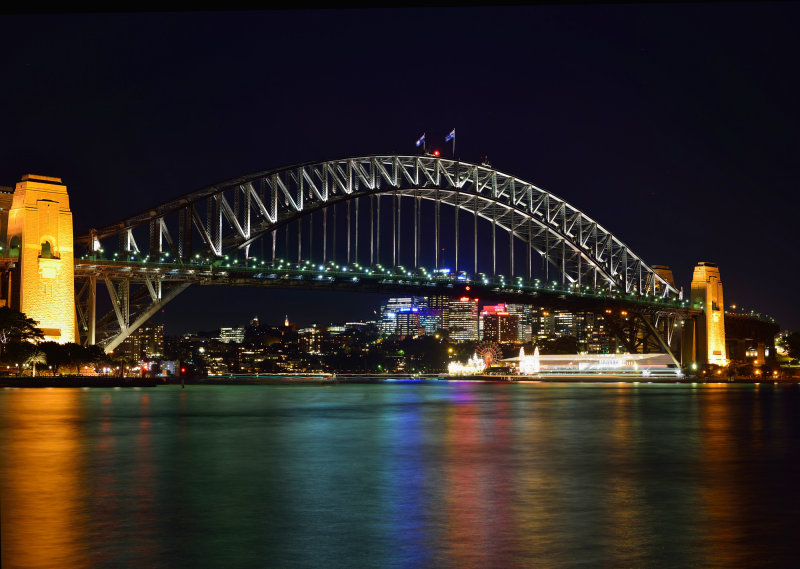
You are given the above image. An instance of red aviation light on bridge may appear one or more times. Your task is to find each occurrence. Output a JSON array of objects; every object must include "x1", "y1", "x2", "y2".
[{"x1": 432, "y1": 149, "x2": 440, "y2": 157}]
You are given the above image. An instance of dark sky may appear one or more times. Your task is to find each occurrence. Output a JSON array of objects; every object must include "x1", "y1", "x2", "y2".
[{"x1": 2, "y1": 5, "x2": 798, "y2": 334}]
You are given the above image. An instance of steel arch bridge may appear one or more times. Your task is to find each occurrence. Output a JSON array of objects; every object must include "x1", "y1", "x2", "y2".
[{"x1": 73, "y1": 155, "x2": 687, "y2": 353}]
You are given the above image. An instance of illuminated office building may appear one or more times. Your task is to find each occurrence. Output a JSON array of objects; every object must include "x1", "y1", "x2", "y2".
[
  {"x1": 116, "y1": 323, "x2": 164, "y2": 361},
  {"x1": 480, "y1": 304, "x2": 519, "y2": 343},
  {"x1": 449, "y1": 297, "x2": 479, "y2": 342}
]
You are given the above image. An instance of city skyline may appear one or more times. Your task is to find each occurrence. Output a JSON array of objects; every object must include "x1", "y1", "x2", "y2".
[{"x1": 2, "y1": 6, "x2": 798, "y2": 331}]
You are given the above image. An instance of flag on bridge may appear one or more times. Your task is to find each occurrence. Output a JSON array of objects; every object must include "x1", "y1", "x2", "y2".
[
  {"x1": 445, "y1": 128, "x2": 455, "y2": 158},
  {"x1": 416, "y1": 133, "x2": 426, "y2": 147}
]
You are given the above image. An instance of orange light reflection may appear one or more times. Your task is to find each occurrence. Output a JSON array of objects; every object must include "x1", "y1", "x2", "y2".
[{"x1": 1, "y1": 389, "x2": 89, "y2": 569}]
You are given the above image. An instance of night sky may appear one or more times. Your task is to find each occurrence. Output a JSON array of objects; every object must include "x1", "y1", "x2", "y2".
[{"x1": 2, "y1": 5, "x2": 798, "y2": 334}]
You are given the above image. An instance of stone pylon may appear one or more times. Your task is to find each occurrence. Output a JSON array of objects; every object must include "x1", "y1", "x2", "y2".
[
  {"x1": 6, "y1": 174, "x2": 76, "y2": 343},
  {"x1": 690, "y1": 261, "x2": 727, "y2": 366}
]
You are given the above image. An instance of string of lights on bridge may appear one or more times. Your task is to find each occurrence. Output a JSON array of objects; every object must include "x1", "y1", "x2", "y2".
[
  {"x1": 80, "y1": 248, "x2": 691, "y2": 306},
  {"x1": 76, "y1": 248, "x2": 777, "y2": 325}
]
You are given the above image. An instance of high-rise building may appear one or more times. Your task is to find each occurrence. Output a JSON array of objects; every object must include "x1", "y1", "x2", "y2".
[
  {"x1": 554, "y1": 311, "x2": 574, "y2": 337},
  {"x1": 116, "y1": 322, "x2": 165, "y2": 361},
  {"x1": 480, "y1": 304, "x2": 519, "y2": 343},
  {"x1": 573, "y1": 312, "x2": 616, "y2": 353},
  {"x1": 419, "y1": 308, "x2": 443, "y2": 335},
  {"x1": 380, "y1": 296, "x2": 426, "y2": 336},
  {"x1": 449, "y1": 297, "x2": 479, "y2": 342},
  {"x1": 506, "y1": 304, "x2": 532, "y2": 342},
  {"x1": 427, "y1": 295, "x2": 451, "y2": 330},
  {"x1": 396, "y1": 306, "x2": 422, "y2": 337}
]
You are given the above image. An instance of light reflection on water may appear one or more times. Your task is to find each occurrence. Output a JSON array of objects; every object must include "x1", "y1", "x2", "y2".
[{"x1": 1, "y1": 382, "x2": 799, "y2": 568}]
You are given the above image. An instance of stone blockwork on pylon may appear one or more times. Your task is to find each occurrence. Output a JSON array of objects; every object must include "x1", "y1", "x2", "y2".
[
  {"x1": 6, "y1": 174, "x2": 76, "y2": 343},
  {"x1": 690, "y1": 261, "x2": 727, "y2": 366}
]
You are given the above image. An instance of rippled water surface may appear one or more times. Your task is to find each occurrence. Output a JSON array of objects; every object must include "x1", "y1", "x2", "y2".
[{"x1": 2, "y1": 382, "x2": 800, "y2": 568}]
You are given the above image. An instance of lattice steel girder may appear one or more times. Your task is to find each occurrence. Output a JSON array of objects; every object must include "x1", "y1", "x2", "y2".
[
  {"x1": 600, "y1": 307, "x2": 683, "y2": 367},
  {"x1": 76, "y1": 155, "x2": 679, "y2": 299}
]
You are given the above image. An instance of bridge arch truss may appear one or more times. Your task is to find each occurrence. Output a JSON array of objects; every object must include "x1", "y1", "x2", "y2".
[{"x1": 75, "y1": 155, "x2": 680, "y2": 350}]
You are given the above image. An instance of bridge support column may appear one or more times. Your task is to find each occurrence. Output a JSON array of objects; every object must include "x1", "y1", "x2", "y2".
[
  {"x1": 691, "y1": 262, "x2": 728, "y2": 366},
  {"x1": 88, "y1": 275, "x2": 96, "y2": 346},
  {"x1": 7, "y1": 174, "x2": 77, "y2": 344},
  {"x1": 755, "y1": 342, "x2": 766, "y2": 366},
  {"x1": 681, "y1": 315, "x2": 698, "y2": 369},
  {"x1": 728, "y1": 339, "x2": 747, "y2": 362}
]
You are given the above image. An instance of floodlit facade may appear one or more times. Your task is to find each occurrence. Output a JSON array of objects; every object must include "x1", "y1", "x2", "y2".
[
  {"x1": 691, "y1": 262, "x2": 728, "y2": 366},
  {"x1": 5, "y1": 175, "x2": 76, "y2": 343}
]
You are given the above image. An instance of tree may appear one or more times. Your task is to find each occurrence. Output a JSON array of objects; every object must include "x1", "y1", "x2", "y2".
[
  {"x1": 25, "y1": 349, "x2": 46, "y2": 377},
  {"x1": 0, "y1": 307, "x2": 44, "y2": 358}
]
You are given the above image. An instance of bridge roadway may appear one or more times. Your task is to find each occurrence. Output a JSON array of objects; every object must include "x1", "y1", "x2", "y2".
[
  {"x1": 73, "y1": 256, "x2": 693, "y2": 315},
  {"x1": 71, "y1": 256, "x2": 778, "y2": 365}
]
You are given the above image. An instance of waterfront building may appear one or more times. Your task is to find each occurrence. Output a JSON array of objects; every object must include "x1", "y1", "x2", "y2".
[
  {"x1": 449, "y1": 297, "x2": 479, "y2": 342},
  {"x1": 115, "y1": 322, "x2": 164, "y2": 361},
  {"x1": 573, "y1": 312, "x2": 614, "y2": 353},
  {"x1": 506, "y1": 304, "x2": 533, "y2": 342},
  {"x1": 532, "y1": 308, "x2": 575, "y2": 340},
  {"x1": 379, "y1": 296, "x2": 426, "y2": 336},
  {"x1": 533, "y1": 308, "x2": 554, "y2": 340},
  {"x1": 480, "y1": 304, "x2": 520, "y2": 343}
]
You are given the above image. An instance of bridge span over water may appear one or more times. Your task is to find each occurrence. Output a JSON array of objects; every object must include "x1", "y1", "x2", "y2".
[{"x1": 0, "y1": 156, "x2": 777, "y2": 366}]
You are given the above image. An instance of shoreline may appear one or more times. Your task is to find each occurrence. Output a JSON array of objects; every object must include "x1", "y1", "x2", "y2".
[
  {"x1": 1, "y1": 374, "x2": 797, "y2": 388},
  {"x1": 0, "y1": 377, "x2": 159, "y2": 388}
]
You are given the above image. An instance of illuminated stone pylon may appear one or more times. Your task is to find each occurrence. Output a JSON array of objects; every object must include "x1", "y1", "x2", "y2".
[
  {"x1": 6, "y1": 175, "x2": 76, "y2": 343},
  {"x1": 690, "y1": 261, "x2": 727, "y2": 366}
]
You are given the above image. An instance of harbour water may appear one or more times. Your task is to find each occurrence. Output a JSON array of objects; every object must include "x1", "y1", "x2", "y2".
[{"x1": 2, "y1": 381, "x2": 799, "y2": 568}]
